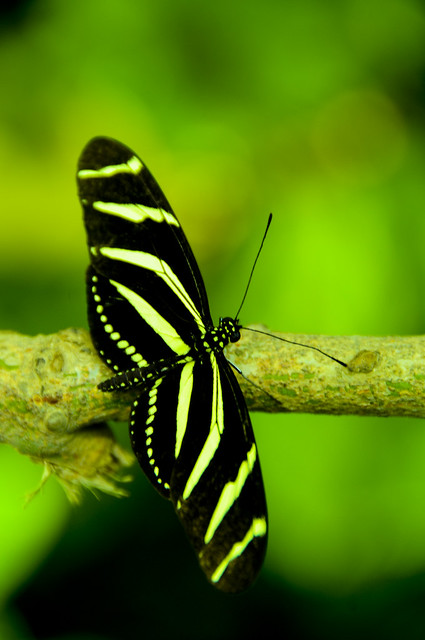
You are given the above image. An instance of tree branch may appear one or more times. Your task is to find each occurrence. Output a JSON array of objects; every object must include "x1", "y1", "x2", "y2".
[
  {"x1": 231, "y1": 327, "x2": 425, "y2": 416},
  {"x1": 1, "y1": 327, "x2": 424, "y2": 499}
]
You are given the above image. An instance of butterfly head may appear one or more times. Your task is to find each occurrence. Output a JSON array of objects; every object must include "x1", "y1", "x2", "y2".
[{"x1": 219, "y1": 317, "x2": 241, "y2": 344}]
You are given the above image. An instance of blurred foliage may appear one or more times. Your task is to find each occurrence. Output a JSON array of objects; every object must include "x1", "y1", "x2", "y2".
[{"x1": 2, "y1": 0, "x2": 425, "y2": 638}]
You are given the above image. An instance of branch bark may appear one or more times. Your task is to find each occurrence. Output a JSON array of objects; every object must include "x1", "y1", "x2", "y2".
[{"x1": 1, "y1": 327, "x2": 424, "y2": 500}]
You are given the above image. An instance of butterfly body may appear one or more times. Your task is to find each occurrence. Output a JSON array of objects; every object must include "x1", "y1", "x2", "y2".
[{"x1": 77, "y1": 137, "x2": 267, "y2": 592}]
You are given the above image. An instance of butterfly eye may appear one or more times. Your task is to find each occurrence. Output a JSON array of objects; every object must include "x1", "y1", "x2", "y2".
[{"x1": 230, "y1": 330, "x2": 241, "y2": 343}]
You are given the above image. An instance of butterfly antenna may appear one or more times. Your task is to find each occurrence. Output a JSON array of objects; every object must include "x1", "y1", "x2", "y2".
[
  {"x1": 232, "y1": 213, "x2": 346, "y2": 368},
  {"x1": 244, "y1": 326, "x2": 348, "y2": 368},
  {"x1": 234, "y1": 213, "x2": 273, "y2": 321}
]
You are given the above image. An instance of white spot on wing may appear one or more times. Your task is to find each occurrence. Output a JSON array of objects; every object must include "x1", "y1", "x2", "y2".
[
  {"x1": 210, "y1": 517, "x2": 267, "y2": 584},
  {"x1": 175, "y1": 360, "x2": 195, "y2": 459},
  {"x1": 92, "y1": 201, "x2": 179, "y2": 227},
  {"x1": 108, "y1": 278, "x2": 190, "y2": 356},
  {"x1": 91, "y1": 275, "x2": 147, "y2": 366},
  {"x1": 182, "y1": 356, "x2": 223, "y2": 500},
  {"x1": 204, "y1": 444, "x2": 257, "y2": 544},
  {"x1": 78, "y1": 155, "x2": 143, "y2": 178},
  {"x1": 99, "y1": 247, "x2": 204, "y2": 330}
]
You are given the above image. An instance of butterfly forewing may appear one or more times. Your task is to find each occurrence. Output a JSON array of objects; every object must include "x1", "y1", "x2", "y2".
[
  {"x1": 78, "y1": 136, "x2": 268, "y2": 592},
  {"x1": 79, "y1": 137, "x2": 212, "y2": 365}
]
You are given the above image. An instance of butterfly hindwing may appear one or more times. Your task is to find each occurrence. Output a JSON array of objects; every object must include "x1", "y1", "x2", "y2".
[
  {"x1": 78, "y1": 136, "x2": 268, "y2": 592},
  {"x1": 129, "y1": 367, "x2": 183, "y2": 499},
  {"x1": 170, "y1": 356, "x2": 267, "y2": 592},
  {"x1": 127, "y1": 353, "x2": 267, "y2": 592}
]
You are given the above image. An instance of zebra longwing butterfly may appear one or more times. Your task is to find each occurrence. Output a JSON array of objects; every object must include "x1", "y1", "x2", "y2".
[{"x1": 77, "y1": 137, "x2": 267, "y2": 593}]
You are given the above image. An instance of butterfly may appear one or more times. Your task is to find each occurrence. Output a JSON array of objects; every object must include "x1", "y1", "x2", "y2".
[{"x1": 77, "y1": 137, "x2": 267, "y2": 592}]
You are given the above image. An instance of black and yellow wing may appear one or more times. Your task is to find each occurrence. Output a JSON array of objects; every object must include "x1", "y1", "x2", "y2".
[{"x1": 77, "y1": 137, "x2": 267, "y2": 592}]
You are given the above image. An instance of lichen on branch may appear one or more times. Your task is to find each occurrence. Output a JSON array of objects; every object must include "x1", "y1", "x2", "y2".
[{"x1": 1, "y1": 326, "x2": 425, "y2": 500}]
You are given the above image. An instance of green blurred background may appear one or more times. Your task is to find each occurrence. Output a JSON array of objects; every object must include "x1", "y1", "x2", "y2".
[{"x1": 2, "y1": 0, "x2": 425, "y2": 638}]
